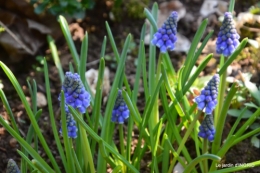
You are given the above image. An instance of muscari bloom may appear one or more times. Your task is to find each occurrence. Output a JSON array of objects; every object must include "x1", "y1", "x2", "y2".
[
  {"x1": 59, "y1": 72, "x2": 91, "y2": 114},
  {"x1": 151, "y1": 11, "x2": 178, "y2": 53},
  {"x1": 216, "y1": 12, "x2": 240, "y2": 57},
  {"x1": 198, "y1": 114, "x2": 215, "y2": 142},
  {"x1": 194, "y1": 74, "x2": 220, "y2": 114},
  {"x1": 59, "y1": 106, "x2": 78, "y2": 138},
  {"x1": 111, "y1": 90, "x2": 129, "y2": 124},
  {"x1": 6, "y1": 159, "x2": 20, "y2": 173}
]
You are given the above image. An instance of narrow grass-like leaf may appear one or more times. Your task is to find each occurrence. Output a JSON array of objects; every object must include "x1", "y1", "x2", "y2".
[
  {"x1": 72, "y1": 150, "x2": 83, "y2": 173},
  {"x1": 58, "y1": 15, "x2": 80, "y2": 69},
  {"x1": 132, "y1": 24, "x2": 146, "y2": 103},
  {"x1": 32, "y1": 160, "x2": 49, "y2": 173},
  {"x1": 183, "y1": 154, "x2": 221, "y2": 173},
  {"x1": 191, "y1": 30, "x2": 214, "y2": 72},
  {"x1": 43, "y1": 58, "x2": 67, "y2": 170},
  {"x1": 182, "y1": 19, "x2": 208, "y2": 87},
  {"x1": 183, "y1": 54, "x2": 213, "y2": 95},
  {"x1": 228, "y1": 0, "x2": 235, "y2": 12},
  {"x1": 98, "y1": 34, "x2": 132, "y2": 173},
  {"x1": 0, "y1": 117, "x2": 55, "y2": 172},
  {"x1": 100, "y1": 36, "x2": 107, "y2": 58},
  {"x1": 91, "y1": 58, "x2": 105, "y2": 152},
  {"x1": 235, "y1": 107, "x2": 260, "y2": 137},
  {"x1": 227, "y1": 107, "x2": 247, "y2": 138},
  {"x1": 60, "y1": 91, "x2": 75, "y2": 173},
  {"x1": 212, "y1": 83, "x2": 238, "y2": 154},
  {"x1": 144, "y1": 8, "x2": 158, "y2": 32},
  {"x1": 122, "y1": 90, "x2": 142, "y2": 125},
  {"x1": 0, "y1": 89, "x2": 19, "y2": 134},
  {"x1": 209, "y1": 135, "x2": 236, "y2": 172},
  {"x1": 17, "y1": 150, "x2": 38, "y2": 171},
  {"x1": 69, "y1": 107, "x2": 139, "y2": 173},
  {"x1": 47, "y1": 35, "x2": 64, "y2": 82},
  {"x1": 0, "y1": 61, "x2": 61, "y2": 173},
  {"x1": 105, "y1": 22, "x2": 132, "y2": 94}
]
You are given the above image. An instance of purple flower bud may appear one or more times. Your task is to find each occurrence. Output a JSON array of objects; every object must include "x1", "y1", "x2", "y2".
[
  {"x1": 216, "y1": 12, "x2": 240, "y2": 57},
  {"x1": 59, "y1": 106, "x2": 78, "y2": 138},
  {"x1": 59, "y1": 72, "x2": 91, "y2": 113},
  {"x1": 194, "y1": 74, "x2": 220, "y2": 114},
  {"x1": 111, "y1": 90, "x2": 129, "y2": 124},
  {"x1": 6, "y1": 159, "x2": 20, "y2": 173},
  {"x1": 198, "y1": 114, "x2": 215, "y2": 142},
  {"x1": 151, "y1": 11, "x2": 178, "y2": 53}
]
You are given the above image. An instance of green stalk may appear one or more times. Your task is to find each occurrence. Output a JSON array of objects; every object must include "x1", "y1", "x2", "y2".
[
  {"x1": 47, "y1": 35, "x2": 64, "y2": 82},
  {"x1": 212, "y1": 83, "x2": 237, "y2": 154},
  {"x1": 0, "y1": 61, "x2": 61, "y2": 173},
  {"x1": 97, "y1": 34, "x2": 132, "y2": 173},
  {"x1": 43, "y1": 59, "x2": 67, "y2": 170},
  {"x1": 168, "y1": 111, "x2": 202, "y2": 172},
  {"x1": 119, "y1": 124, "x2": 126, "y2": 173},
  {"x1": 202, "y1": 139, "x2": 208, "y2": 173}
]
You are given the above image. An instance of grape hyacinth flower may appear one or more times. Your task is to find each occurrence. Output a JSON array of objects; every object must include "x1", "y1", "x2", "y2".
[
  {"x1": 216, "y1": 12, "x2": 240, "y2": 57},
  {"x1": 151, "y1": 11, "x2": 178, "y2": 53},
  {"x1": 60, "y1": 72, "x2": 91, "y2": 113},
  {"x1": 60, "y1": 107, "x2": 78, "y2": 138},
  {"x1": 111, "y1": 90, "x2": 129, "y2": 124},
  {"x1": 198, "y1": 114, "x2": 215, "y2": 142},
  {"x1": 6, "y1": 159, "x2": 20, "y2": 173},
  {"x1": 194, "y1": 74, "x2": 220, "y2": 114}
]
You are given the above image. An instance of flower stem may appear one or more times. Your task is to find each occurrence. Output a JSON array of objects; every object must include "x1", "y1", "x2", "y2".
[
  {"x1": 169, "y1": 110, "x2": 202, "y2": 170},
  {"x1": 202, "y1": 139, "x2": 208, "y2": 173},
  {"x1": 213, "y1": 57, "x2": 227, "y2": 154},
  {"x1": 119, "y1": 124, "x2": 126, "y2": 172}
]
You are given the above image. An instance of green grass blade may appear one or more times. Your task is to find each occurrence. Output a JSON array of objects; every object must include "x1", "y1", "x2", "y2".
[
  {"x1": 182, "y1": 19, "x2": 208, "y2": 87},
  {"x1": 60, "y1": 91, "x2": 76, "y2": 173},
  {"x1": 43, "y1": 58, "x2": 67, "y2": 171},
  {"x1": 47, "y1": 35, "x2": 64, "y2": 82},
  {"x1": 98, "y1": 34, "x2": 132, "y2": 173},
  {"x1": 17, "y1": 150, "x2": 38, "y2": 171},
  {"x1": 0, "y1": 89, "x2": 20, "y2": 134},
  {"x1": 0, "y1": 116, "x2": 55, "y2": 172},
  {"x1": 69, "y1": 106, "x2": 139, "y2": 173},
  {"x1": 132, "y1": 24, "x2": 146, "y2": 103},
  {"x1": 212, "y1": 83, "x2": 238, "y2": 154},
  {"x1": 183, "y1": 154, "x2": 221, "y2": 173},
  {"x1": 183, "y1": 54, "x2": 213, "y2": 95},
  {"x1": 0, "y1": 61, "x2": 61, "y2": 173},
  {"x1": 58, "y1": 15, "x2": 80, "y2": 70},
  {"x1": 144, "y1": 8, "x2": 158, "y2": 32},
  {"x1": 105, "y1": 22, "x2": 132, "y2": 94},
  {"x1": 91, "y1": 58, "x2": 105, "y2": 152}
]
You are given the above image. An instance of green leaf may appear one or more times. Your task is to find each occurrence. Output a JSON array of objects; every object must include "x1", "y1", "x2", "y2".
[
  {"x1": 228, "y1": 109, "x2": 254, "y2": 119},
  {"x1": 251, "y1": 134, "x2": 260, "y2": 148}
]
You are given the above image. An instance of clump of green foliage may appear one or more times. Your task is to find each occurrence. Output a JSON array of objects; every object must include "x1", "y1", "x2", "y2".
[
  {"x1": 112, "y1": 0, "x2": 150, "y2": 20},
  {"x1": 30, "y1": 0, "x2": 95, "y2": 19}
]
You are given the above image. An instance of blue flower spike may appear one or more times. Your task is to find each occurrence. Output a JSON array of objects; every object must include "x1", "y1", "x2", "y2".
[
  {"x1": 198, "y1": 114, "x2": 215, "y2": 142},
  {"x1": 59, "y1": 106, "x2": 78, "y2": 138},
  {"x1": 6, "y1": 159, "x2": 20, "y2": 173},
  {"x1": 194, "y1": 74, "x2": 220, "y2": 114},
  {"x1": 216, "y1": 12, "x2": 240, "y2": 57},
  {"x1": 151, "y1": 11, "x2": 178, "y2": 53},
  {"x1": 111, "y1": 90, "x2": 130, "y2": 124},
  {"x1": 60, "y1": 72, "x2": 91, "y2": 113}
]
